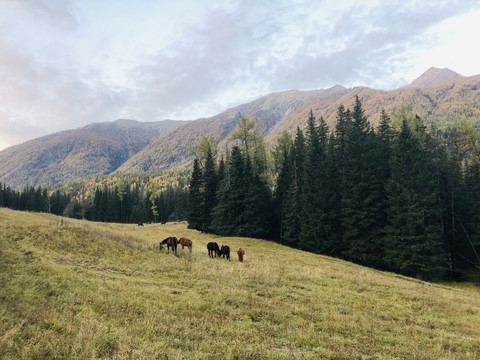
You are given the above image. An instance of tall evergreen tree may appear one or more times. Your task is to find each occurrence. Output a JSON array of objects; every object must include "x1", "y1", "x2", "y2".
[
  {"x1": 187, "y1": 158, "x2": 203, "y2": 230},
  {"x1": 384, "y1": 118, "x2": 446, "y2": 278},
  {"x1": 341, "y1": 96, "x2": 385, "y2": 266},
  {"x1": 274, "y1": 132, "x2": 294, "y2": 241},
  {"x1": 202, "y1": 147, "x2": 218, "y2": 232},
  {"x1": 299, "y1": 111, "x2": 327, "y2": 252},
  {"x1": 282, "y1": 158, "x2": 301, "y2": 248},
  {"x1": 211, "y1": 147, "x2": 245, "y2": 236}
]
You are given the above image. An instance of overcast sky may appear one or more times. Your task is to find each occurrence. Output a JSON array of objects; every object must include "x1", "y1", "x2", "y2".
[{"x1": 0, "y1": 0, "x2": 479, "y2": 150}]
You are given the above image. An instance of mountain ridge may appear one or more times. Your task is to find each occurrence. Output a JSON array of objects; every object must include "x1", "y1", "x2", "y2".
[
  {"x1": 0, "y1": 119, "x2": 186, "y2": 189},
  {"x1": 404, "y1": 66, "x2": 463, "y2": 88},
  {"x1": 1, "y1": 67, "x2": 479, "y2": 189}
]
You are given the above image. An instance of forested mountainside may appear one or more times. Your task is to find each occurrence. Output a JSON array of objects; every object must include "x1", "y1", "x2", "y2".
[
  {"x1": 1, "y1": 67, "x2": 479, "y2": 189},
  {"x1": 118, "y1": 68, "x2": 480, "y2": 174},
  {"x1": 115, "y1": 86, "x2": 348, "y2": 173},
  {"x1": 0, "y1": 119, "x2": 185, "y2": 189}
]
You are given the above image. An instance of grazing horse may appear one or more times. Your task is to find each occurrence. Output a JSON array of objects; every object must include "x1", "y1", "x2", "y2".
[
  {"x1": 178, "y1": 237, "x2": 193, "y2": 253},
  {"x1": 159, "y1": 236, "x2": 178, "y2": 255},
  {"x1": 207, "y1": 242, "x2": 220, "y2": 258},
  {"x1": 138, "y1": 222, "x2": 144, "y2": 227},
  {"x1": 237, "y1": 247, "x2": 245, "y2": 262},
  {"x1": 220, "y1": 245, "x2": 230, "y2": 260}
]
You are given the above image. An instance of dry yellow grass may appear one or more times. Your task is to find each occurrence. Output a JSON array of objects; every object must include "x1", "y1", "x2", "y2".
[{"x1": 1, "y1": 208, "x2": 479, "y2": 359}]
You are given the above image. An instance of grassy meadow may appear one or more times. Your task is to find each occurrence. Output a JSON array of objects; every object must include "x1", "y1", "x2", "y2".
[{"x1": 1, "y1": 207, "x2": 479, "y2": 359}]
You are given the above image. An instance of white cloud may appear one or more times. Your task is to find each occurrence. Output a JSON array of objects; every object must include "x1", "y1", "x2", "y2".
[{"x1": 0, "y1": 0, "x2": 479, "y2": 150}]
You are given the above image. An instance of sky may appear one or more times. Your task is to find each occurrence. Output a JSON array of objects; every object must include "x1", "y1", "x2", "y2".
[{"x1": 0, "y1": 0, "x2": 479, "y2": 150}]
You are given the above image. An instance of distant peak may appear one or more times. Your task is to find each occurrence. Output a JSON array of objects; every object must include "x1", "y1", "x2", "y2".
[{"x1": 407, "y1": 67, "x2": 463, "y2": 88}]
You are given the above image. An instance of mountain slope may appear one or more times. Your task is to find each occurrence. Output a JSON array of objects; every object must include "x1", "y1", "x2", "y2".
[
  {"x1": 1, "y1": 208, "x2": 479, "y2": 359},
  {"x1": 119, "y1": 70, "x2": 480, "y2": 174},
  {"x1": 116, "y1": 86, "x2": 349, "y2": 173},
  {"x1": 267, "y1": 73, "x2": 480, "y2": 142},
  {"x1": 0, "y1": 119, "x2": 185, "y2": 189}
]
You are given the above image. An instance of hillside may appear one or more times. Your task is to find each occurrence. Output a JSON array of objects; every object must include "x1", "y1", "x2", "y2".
[
  {"x1": 118, "y1": 69, "x2": 480, "y2": 174},
  {"x1": 267, "y1": 73, "x2": 480, "y2": 143},
  {"x1": 116, "y1": 86, "x2": 348, "y2": 173},
  {"x1": 1, "y1": 208, "x2": 479, "y2": 359},
  {"x1": 0, "y1": 119, "x2": 185, "y2": 189}
]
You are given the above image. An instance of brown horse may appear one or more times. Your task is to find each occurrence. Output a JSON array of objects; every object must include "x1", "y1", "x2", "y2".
[
  {"x1": 237, "y1": 247, "x2": 245, "y2": 262},
  {"x1": 178, "y1": 237, "x2": 193, "y2": 252},
  {"x1": 159, "y1": 236, "x2": 178, "y2": 255}
]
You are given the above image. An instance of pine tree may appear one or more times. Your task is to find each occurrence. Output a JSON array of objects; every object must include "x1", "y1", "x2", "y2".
[
  {"x1": 187, "y1": 158, "x2": 203, "y2": 230},
  {"x1": 299, "y1": 111, "x2": 327, "y2": 252},
  {"x1": 282, "y1": 158, "x2": 301, "y2": 248},
  {"x1": 341, "y1": 97, "x2": 385, "y2": 266},
  {"x1": 384, "y1": 118, "x2": 446, "y2": 278},
  {"x1": 321, "y1": 133, "x2": 343, "y2": 256},
  {"x1": 210, "y1": 160, "x2": 233, "y2": 235},
  {"x1": 202, "y1": 147, "x2": 218, "y2": 232},
  {"x1": 274, "y1": 132, "x2": 294, "y2": 241},
  {"x1": 280, "y1": 127, "x2": 307, "y2": 247},
  {"x1": 240, "y1": 153, "x2": 274, "y2": 238},
  {"x1": 211, "y1": 147, "x2": 246, "y2": 236}
]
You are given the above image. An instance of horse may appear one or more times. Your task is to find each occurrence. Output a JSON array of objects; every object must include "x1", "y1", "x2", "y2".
[
  {"x1": 220, "y1": 245, "x2": 230, "y2": 260},
  {"x1": 137, "y1": 222, "x2": 144, "y2": 227},
  {"x1": 237, "y1": 247, "x2": 245, "y2": 262},
  {"x1": 159, "y1": 236, "x2": 178, "y2": 255},
  {"x1": 178, "y1": 237, "x2": 193, "y2": 253},
  {"x1": 207, "y1": 242, "x2": 220, "y2": 258}
]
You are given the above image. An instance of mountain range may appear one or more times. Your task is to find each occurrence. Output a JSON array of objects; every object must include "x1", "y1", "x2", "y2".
[{"x1": 1, "y1": 67, "x2": 479, "y2": 189}]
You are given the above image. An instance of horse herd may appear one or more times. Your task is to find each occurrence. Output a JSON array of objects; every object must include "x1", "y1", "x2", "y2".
[{"x1": 159, "y1": 236, "x2": 245, "y2": 262}]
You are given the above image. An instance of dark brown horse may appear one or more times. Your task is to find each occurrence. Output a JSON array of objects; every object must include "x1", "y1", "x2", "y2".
[
  {"x1": 237, "y1": 247, "x2": 245, "y2": 262},
  {"x1": 207, "y1": 242, "x2": 220, "y2": 258},
  {"x1": 220, "y1": 245, "x2": 230, "y2": 260},
  {"x1": 159, "y1": 236, "x2": 178, "y2": 255},
  {"x1": 178, "y1": 237, "x2": 193, "y2": 253}
]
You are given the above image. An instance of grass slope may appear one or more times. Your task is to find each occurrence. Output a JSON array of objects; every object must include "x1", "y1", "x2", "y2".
[{"x1": 1, "y1": 208, "x2": 479, "y2": 359}]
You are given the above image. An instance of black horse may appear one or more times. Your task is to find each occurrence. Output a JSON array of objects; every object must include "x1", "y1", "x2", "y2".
[
  {"x1": 207, "y1": 242, "x2": 220, "y2": 258},
  {"x1": 219, "y1": 245, "x2": 230, "y2": 261},
  {"x1": 159, "y1": 236, "x2": 178, "y2": 255}
]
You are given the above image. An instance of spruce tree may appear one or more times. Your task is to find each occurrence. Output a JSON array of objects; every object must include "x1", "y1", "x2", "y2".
[
  {"x1": 211, "y1": 147, "x2": 245, "y2": 236},
  {"x1": 341, "y1": 97, "x2": 385, "y2": 266},
  {"x1": 298, "y1": 111, "x2": 326, "y2": 252},
  {"x1": 385, "y1": 118, "x2": 446, "y2": 278},
  {"x1": 322, "y1": 133, "x2": 343, "y2": 256},
  {"x1": 282, "y1": 158, "x2": 301, "y2": 248},
  {"x1": 274, "y1": 133, "x2": 294, "y2": 241},
  {"x1": 241, "y1": 153, "x2": 274, "y2": 238},
  {"x1": 202, "y1": 147, "x2": 218, "y2": 232},
  {"x1": 187, "y1": 158, "x2": 203, "y2": 230}
]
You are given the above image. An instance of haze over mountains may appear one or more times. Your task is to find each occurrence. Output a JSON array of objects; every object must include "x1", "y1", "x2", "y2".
[
  {"x1": 0, "y1": 119, "x2": 185, "y2": 189},
  {"x1": 1, "y1": 67, "x2": 479, "y2": 189}
]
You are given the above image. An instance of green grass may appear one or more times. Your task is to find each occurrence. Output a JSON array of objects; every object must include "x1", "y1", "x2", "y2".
[{"x1": 1, "y1": 208, "x2": 479, "y2": 359}]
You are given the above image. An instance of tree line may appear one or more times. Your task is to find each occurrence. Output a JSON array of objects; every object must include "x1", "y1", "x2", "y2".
[
  {"x1": 188, "y1": 97, "x2": 480, "y2": 279},
  {"x1": 82, "y1": 182, "x2": 188, "y2": 224},
  {"x1": 0, "y1": 180, "x2": 189, "y2": 225},
  {"x1": 0, "y1": 183, "x2": 70, "y2": 215}
]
